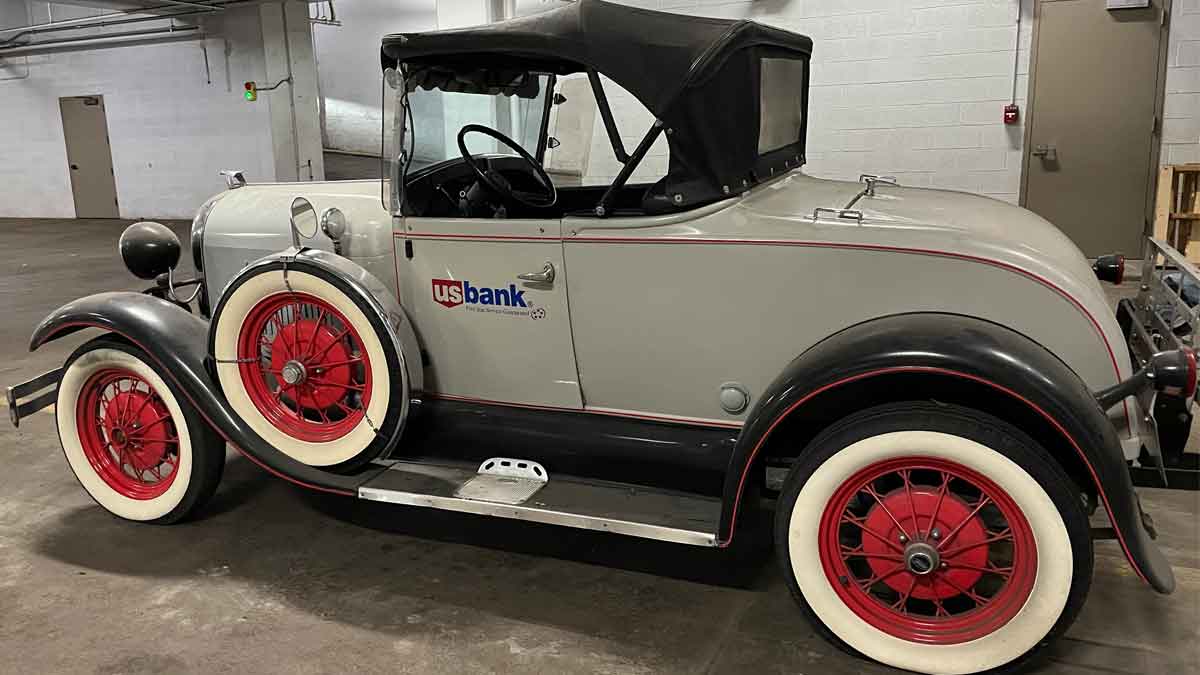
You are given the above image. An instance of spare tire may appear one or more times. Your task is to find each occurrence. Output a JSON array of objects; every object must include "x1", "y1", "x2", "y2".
[{"x1": 210, "y1": 254, "x2": 409, "y2": 472}]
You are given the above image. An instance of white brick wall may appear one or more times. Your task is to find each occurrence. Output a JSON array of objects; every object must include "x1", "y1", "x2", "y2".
[
  {"x1": 1164, "y1": 0, "x2": 1200, "y2": 166},
  {"x1": 584, "y1": 0, "x2": 1034, "y2": 203},
  {"x1": 0, "y1": 3, "x2": 277, "y2": 220}
]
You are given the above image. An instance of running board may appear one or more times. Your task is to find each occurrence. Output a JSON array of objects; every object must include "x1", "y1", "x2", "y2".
[{"x1": 358, "y1": 460, "x2": 720, "y2": 547}]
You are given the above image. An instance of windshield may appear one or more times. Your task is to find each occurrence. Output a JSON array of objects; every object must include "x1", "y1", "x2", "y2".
[{"x1": 403, "y1": 75, "x2": 551, "y2": 174}]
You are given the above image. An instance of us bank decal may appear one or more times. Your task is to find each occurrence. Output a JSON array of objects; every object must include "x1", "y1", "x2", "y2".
[{"x1": 432, "y1": 279, "x2": 545, "y2": 319}]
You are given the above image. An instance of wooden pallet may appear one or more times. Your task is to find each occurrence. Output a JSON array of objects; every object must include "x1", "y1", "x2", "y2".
[{"x1": 1154, "y1": 164, "x2": 1200, "y2": 261}]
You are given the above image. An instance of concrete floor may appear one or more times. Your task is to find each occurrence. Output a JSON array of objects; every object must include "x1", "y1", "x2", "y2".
[{"x1": 1, "y1": 218, "x2": 1198, "y2": 674}]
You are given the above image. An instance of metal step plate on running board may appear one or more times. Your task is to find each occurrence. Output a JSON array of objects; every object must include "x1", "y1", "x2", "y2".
[
  {"x1": 454, "y1": 458, "x2": 547, "y2": 505},
  {"x1": 358, "y1": 459, "x2": 720, "y2": 546}
]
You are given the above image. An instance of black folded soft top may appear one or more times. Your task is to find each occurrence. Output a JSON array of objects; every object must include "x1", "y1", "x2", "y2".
[{"x1": 381, "y1": 0, "x2": 813, "y2": 210}]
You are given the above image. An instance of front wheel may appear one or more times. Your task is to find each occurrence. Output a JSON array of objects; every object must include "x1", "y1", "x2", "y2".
[
  {"x1": 56, "y1": 338, "x2": 225, "y2": 524},
  {"x1": 776, "y1": 402, "x2": 1092, "y2": 675}
]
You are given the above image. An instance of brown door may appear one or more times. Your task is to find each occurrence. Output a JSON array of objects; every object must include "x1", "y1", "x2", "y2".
[
  {"x1": 60, "y1": 95, "x2": 119, "y2": 219},
  {"x1": 1022, "y1": 0, "x2": 1167, "y2": 257}
]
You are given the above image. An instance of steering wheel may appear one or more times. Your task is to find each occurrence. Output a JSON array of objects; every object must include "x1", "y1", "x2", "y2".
[{"x1": 457, "y1": 124, "x2": 557, "y2": 209}]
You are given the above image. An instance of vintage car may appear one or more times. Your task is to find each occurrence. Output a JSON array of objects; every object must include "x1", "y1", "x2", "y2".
[{"x1": 7, "y1": 2, "x2": 1192, "y2": 673}]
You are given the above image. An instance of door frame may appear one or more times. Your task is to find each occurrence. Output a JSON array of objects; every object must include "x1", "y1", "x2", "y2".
[{"x1": 1019, "y1": 0, "x2": 1173, "y2": 246}]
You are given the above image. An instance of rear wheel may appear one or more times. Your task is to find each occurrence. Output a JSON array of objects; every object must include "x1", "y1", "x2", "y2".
[
  {"x1": 56, "y1": 338, "x2": 224, "y2": 524},
  {"x1": 775, "y1": 402, "x2": 1092, "y2": 674}
]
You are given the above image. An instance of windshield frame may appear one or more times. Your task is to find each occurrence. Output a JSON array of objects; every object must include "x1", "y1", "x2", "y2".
[{"x1": 387, "y1": 64, "x2": 558, "y2": 217}]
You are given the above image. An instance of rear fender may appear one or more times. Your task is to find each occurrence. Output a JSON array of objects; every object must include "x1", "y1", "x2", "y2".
[{"x1": 720, "y1": 313, "x2": 1174, "y2": 594}]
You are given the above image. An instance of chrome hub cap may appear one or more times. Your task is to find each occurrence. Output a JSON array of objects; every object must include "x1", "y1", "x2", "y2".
[
  {"x1": 904, "y1": 541, "x2": 940, "y2": 576},
  {"x1": 280, "y1": 360, "x2": 307, "y2": 386}
]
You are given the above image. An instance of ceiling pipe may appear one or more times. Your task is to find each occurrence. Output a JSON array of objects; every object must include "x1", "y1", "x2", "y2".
[
  {"x1": 0, "y1": 2, "x2": 208, "y2": 35},
  {"x1": 0, "y1": 24, "x2": 201, "y2": 57},
  {"x1": 0, "y1": 0, "x2": 266, "y2": 48},
  {"x1": 151, "y1": 0, "x2": 227, "y2": 9}
]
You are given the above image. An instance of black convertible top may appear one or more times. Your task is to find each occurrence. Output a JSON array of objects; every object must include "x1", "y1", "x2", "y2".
[
  {"x1": 381, "y1": 0, "x2": 814, "y2": 211},
  {"x1": 380, "y1": 0, "x2": 811, "y2": 115}
]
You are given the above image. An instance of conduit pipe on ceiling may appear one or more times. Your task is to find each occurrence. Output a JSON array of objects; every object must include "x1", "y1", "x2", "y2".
[
  {"x1": 0, "y1": 0, "x2": 280, "y2": 49},
  {"x1": 0, "y1": 0, "x2": 224, "y2": 36},
  {"x1": 0, "y1": 24, "x2": 201, "y2": 57}
]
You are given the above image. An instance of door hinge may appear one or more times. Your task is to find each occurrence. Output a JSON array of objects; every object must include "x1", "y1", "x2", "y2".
[
  {"x1": 404, "y1": 239, "x2": 413, "y2": 259},
  {"x1": 1152, "y1": 115, "x2": 1161, "y2": 136}
]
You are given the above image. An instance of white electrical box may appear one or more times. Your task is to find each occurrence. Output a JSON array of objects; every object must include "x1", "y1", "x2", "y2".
[{"x1": 1106, "y1": 0, "x2": 1150, "y2": 8}]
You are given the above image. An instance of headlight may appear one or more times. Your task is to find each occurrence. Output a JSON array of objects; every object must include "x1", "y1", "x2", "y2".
[{"x1": 190, "y1": 193, "x2": 223, "y2": 274}]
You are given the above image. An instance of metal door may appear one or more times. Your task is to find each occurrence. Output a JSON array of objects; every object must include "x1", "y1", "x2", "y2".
[
  {"x1": 59, "y1": 95, "x2": 119, "y2": 219},
  {"x1": 1022, "y1": 0, "x2": 1167, "y2": 256},
  {"x1": 396, "y1": 218, "x2": 582, "y2": 408}
]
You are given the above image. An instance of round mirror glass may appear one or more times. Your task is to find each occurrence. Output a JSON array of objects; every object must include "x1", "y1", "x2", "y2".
[
  {"x1": 289, "y1": 197, "x2": 319, "y2": 242},
  {"x1": 320, "y1": 207, "x2": 348, "y2": 241}
]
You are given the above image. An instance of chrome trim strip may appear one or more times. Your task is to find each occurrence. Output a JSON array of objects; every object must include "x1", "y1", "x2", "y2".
[{"x1": 357, "y1": 486, "x2": 719, "y2": 547}]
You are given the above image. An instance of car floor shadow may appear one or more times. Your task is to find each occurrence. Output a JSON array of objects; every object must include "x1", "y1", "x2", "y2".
[{"x1": 33, "y1": 454, "x2": 777, "y2": 645}]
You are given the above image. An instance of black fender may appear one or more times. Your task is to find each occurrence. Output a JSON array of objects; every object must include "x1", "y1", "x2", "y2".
[
  {"x1": 720, "y1": 312, "x2": 1175, "y2": 594},
  {"x1": 30, "y1": 292, "x2": 369, "y2": 496}
]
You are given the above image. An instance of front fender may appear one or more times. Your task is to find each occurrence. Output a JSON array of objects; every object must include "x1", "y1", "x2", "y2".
[
  {"x1": 720, "y1": 312, "x2": 1174, "y2": 594},
  {"x1": 30, "y1": 292, "x2": 368, "y2": 496}
]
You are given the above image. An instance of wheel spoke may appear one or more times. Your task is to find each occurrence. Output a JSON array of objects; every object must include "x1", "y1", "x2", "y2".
[
  {"x1": 136, "y1": 414, "x2": 172, "y2": 433},
  {"x1": 936, "y1": 496, "x2": 992, "y2": 550},
  {"x1": 842, "y1": 511, "x2": 905, "y2": 554},
  {"x1": 334, "y1": 399, "x2": 360, "y2": 416},
  {"x1": 945, "y1": 561, "x2": 1014, "y2": 579},
  {"x1": 308, "y1": 377, "x2": 364, "y2": 392},
  {"x1": 311, "y1": 358, "x2": 362, "y2": 370},
  {"x1": 901, "y1": 469, "x2": 919, "y2": 539},
  {"x1": 926, "y1": 470, "x2": 951, "y2": 541},
  {"x1": 856, "y1": 563, "x2": 907, "y2": 592},
  {"x1": 310, "y1": 328, "x2": 351, "y2": 361},
  {"x1": 861, "y1": 483, "x2": 911, "y2": 541},
  {"x1": 890, "y1": 575, "x2": 918, "y2": 613},
  {"x1": 269, "y1": 315, "x2": 289, "y2": 353},
  {"x1": 940, "y1": 528, "x2": 1012, "y2": 558},
  {"x1": 304, "y1": 309, "x2": 326, "y2": 361},
  {"x1": 840, "y1": 542, "x2": 904, "y2": 562},
  {"x1": 936, "y1": 572, "x2": 991, "y2": 607}
]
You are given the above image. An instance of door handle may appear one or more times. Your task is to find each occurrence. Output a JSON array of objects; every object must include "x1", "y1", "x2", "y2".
[
  {"x1": 1031, "y1": 144, "x2": 1057, "y2": 161},
  {"x1": 70, "y1": 164, "x2": 79, "y2": 170},
  {"x1": 517, "y1": 262, "x2": 555, "y2": 284}
]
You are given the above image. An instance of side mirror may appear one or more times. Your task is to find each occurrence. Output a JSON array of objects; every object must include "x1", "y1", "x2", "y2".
[
  {"x1": 547, "y1": 137, "x2": 561, "y2": 150},
  {"x1": 289, "y1": 197, "x2": 319, "y2": 248},
  {"x1": 119, "y1": 221, "x2": 180, "y2": 280}
]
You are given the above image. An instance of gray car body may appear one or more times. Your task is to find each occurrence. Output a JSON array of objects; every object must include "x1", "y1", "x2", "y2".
[{"x1": 198, "y1": 170, "x2": 1147, "y2": 459}]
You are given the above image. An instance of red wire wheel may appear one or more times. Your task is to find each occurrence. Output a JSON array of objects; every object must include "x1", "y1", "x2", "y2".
[
  {"x1": 818, "y1": 456, "x2": 1037, "y2": 645},
  {"x1": 236, "y1": 292, "x2": 373, "y2": 443},
  {"x1": 75, "y1": 368, "x2": 180, "y2": 500}
]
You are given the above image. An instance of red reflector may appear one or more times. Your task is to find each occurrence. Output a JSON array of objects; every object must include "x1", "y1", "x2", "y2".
[{"x1": 1185, "y1": 348, "x2": 1197, "y2": 399}]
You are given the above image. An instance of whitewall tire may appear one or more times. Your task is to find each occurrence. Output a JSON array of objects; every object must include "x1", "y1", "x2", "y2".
[
  {"x1": 56, "y1": 338, "x2": 224, "y2": 524},
  {"x1": 210, "y1": 263, "x2": 404, "y2": 472},
  {"x1": 775, "y1": 403, "x2": 1092, "y2": 675}
]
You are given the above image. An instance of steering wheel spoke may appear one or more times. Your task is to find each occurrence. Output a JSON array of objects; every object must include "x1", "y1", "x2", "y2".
[{"x1": 457, "y1": 124, "x2": 557, "y2": 209}]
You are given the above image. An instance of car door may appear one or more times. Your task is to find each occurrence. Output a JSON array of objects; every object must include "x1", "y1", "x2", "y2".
[{"x1": 397, "y1": 216, "x2": 581, "y2": 408}]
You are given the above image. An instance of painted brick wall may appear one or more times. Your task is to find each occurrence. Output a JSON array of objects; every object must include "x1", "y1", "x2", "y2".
[
  {"x1": 1164, "y1": 0, "x2": 1200, "y2": 166},
  {"x1": 581, "y1": 0, "x2": 1034, "y2": 204},
  {"x1": 0, "y1": 3, "x2": 277, "y2": 220}
]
